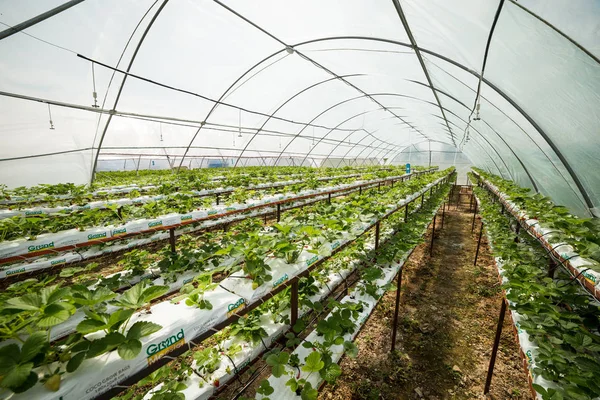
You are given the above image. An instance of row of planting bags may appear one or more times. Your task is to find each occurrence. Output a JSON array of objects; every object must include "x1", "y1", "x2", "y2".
[
  {"x1": 0, "y1": 173, "x2": 362, "y2": 213},
  {"x1": 143, "y1": 185, "x2": 441, "y2": 400},
  {"x1": 473, "y1": 172, "x2": 600, "y2": 299},
  {"x1": 6, "y1": 175, "x2": 446, "y2": 400},
  {"x1": 0, "y1": 172, "x2": 406, "y2": 263},
  {"x1": 0, "y1": 172, "x2": 415, "y2": 278},
  {"x1": 472, "y1": 193, "x2": 562, "y2": 400}
]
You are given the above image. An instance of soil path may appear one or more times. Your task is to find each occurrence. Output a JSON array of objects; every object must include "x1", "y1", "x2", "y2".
[{"x1": 319, "y1": 193, "x2": 532, "y2": 400}]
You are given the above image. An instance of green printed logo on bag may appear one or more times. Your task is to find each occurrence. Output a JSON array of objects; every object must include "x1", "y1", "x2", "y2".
[
  {"x1": 112, "y1": 227, "x2": 127, "y2": 236},
  {"x1": 6, "y1": 268, "x2": 25, "y2": 276},
  {"x1": 24, "y1": 210, "x2": 43, "y2": 216},
  {"x1": 582, "y1": 271, "x2": 596, "y2": 285},
  {"x1": 148, "y1": 220, "x2": 163, "y2": 228},
  {"x1": 181, "y1": 214, "x2": 193, "y2": 221},
  {"x1": 88, "y1": 232, "x2": 107, "y2": 240},
  {"x1": 146, "y1": 329, "x2": 185, "y2": 365},
  {"x1": 273, "y1": 274, "x2": 288, "y2": 288},
  {"x1": 306, "y1": 255, "x2": 319, "y2": 266},
  {"x1": 227, "y1": 298, "x2": 245, "y2": 317},
  {"x1": 50, "y1": 258, "x2": 67, "y2": 266},
  {"x1": 28, "y1": 242, "x2": 54, "y2": 253}
]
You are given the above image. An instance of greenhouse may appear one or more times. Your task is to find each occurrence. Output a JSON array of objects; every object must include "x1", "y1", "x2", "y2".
[{"x1": 0, "y1": 0, "x2": 598, "y2": 399}]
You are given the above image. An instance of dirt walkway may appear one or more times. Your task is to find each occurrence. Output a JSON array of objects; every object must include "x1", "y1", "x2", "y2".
[{"x1": 319, "y1": 196, "x2": 532, "y2": 400}]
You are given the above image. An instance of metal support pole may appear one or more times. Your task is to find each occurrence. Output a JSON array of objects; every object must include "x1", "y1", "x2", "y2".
[
  {"x1": 359, "y1": 186, "x2": 362, "y2": 195},
  {"x1": 391, "y1": 180, "x2": 394, "y2": 188},
  {"x1": 469, "y1": 193, "x2": 474, "y2": 211},
  {"x1": 169, "y1": 228, "x2": 176, "y2": 253},
  {"x1": 328, "y1": 193, "x2": 331, "y2": 204},
  {"x1": 484, "y1": 299, "x2": 507, "y2": 394},
  {"x1": 548, "y1": 258, "x2": 557, "y2": 279},
  {"x1": 378, "y1": 182, "x2": 381, "y2": 191},
  {"x1": 429, "y1": 187, "x2": 433, "y2": 198},
  {"x1": 421, "y1": 193, "x2": 424, "y2": 208},
  {"x1": 430, "y1": 214, "x2": 436, "y2": 256},
  {"x1": 404, "y1": 203, "x2": 409, "y2": 223},
  {"x1": 216, "y1": 193, "x2": 220, "y2": 205},
  {"x1": 441, "y1": 202, "x2": 445, "y2": 229},
  {"x1": 474, "y1": 222, "x2": 484, "y2": 266},
  {"x1": 276, "y1": 203, "x2": 281, "y2": 222},
  {"x1": 514, "y1": 223, "x2": 520, "y2": 243},
  {"x1": 391, "y1": 268, "x2": 403, "y2": 352},
  {"x1": 290, "y1": 280, "x2": 299, "y2": 328},
  {"x1": 375, "y1": 221, "x2": 380, "y2": 250},
  {"x1": 471, "y1": 200, "x2": 478, "y2": 232}
]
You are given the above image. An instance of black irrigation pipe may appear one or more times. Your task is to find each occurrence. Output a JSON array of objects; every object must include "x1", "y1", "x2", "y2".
[{"x1": 94, "y1": 172, "x2": 453, "y2": 400}]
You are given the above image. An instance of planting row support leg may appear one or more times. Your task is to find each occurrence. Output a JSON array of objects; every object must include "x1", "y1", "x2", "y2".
[
  {"x1": 375, "y1": 221, "x2": 380, "y2": 251},
  {"x1": 359, "y1": 186, "x2": 362, "y2": 195},
  {"x1": 441, "y1": 201, "x2": 446, "y2": 229},
  {"x1": 548, "y1": 258, "x2": 557, "y2": 279},
  {"x1": 391, "y1": 268, "x2": 403, "y2": 352},
  {"x1": 514, "y1": 223, "x2": 520, "y2": 243},
  {"x1": 327, "y1": 193, "x2": 331, "y2": 204},
  {"x1": 290, "y1": 279, "x2": 299, "y2": 328},
  {"x1": 474, "y1": 221, "x2": 484, "y2": 266},
  {"x1": 471, "y1": 200, "x2": 478, "y2": 232},
  {"x1": 169, "y1": 228, "x2": 176, "y2": 253},
  {"x1": 484, "y1": 299, "x2": 507, "y2": 394},
  {"x1": 404, "y1": 203, "x2": 409, "y2": 223},
  {"x1": 430, "y1": 214, "x2": 436, "y2": 256},
  {"x1": 276, "y1": 203, "x2": 281, "y2": 222},
  {"x1": 421, "y1": 194, "x2": 425, "y2": 208},
  {"x1": 216, "y1": 193, "x2": 220, "y2": 205}
]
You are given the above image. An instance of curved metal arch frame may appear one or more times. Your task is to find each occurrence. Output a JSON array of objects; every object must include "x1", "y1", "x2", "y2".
[
  {"x1": 90, "y1": 0, "x2": 169, "y2": 184},
  {"x1": 233, "y1": 73, "x2": 363, "y2": 167},
  {"x1": 271, "y1": 95, "x2": 405, "y2": 166},
  {"x1": 316, "y1": 91, "x2": 513, "y2": 181},
  {"x1": 420, "y1": 58, "x2": 588, "y2": 206},
  {"x1": 299, "y1": 106, "x2": 416, "y2": 165},
  {"x1": 282, "y1": 35, "x2": 594, "y2": 212}
]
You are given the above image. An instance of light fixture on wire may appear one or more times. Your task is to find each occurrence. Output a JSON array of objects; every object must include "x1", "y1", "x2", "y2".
[
  {"x1": 91, "y1": 63, "x2": 99, "y2": 108},
  {"x1": 238, "y1": 109, "x2": 242, "y2": 138},
  {"x1": 47, "y1": 104, "x2": 55, "y2": 130},
  {"x1": 159, "y1": 123, "x2": 163, "y2": 142},
  {"x1": 473, "y1": 101, "x2": 481, "y2": 121}
]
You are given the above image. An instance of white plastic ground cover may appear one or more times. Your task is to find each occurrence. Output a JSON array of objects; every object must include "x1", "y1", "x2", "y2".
[
  {"x1": 4, "y1": 173, "x2": 448, "y2": 400},
  {"x1": 120, "y1": 177, "x2": 442, "y2": 400},
  {"x1": 0, "y1": 173, "x2": 412, "y2": 261},
  {"x1": 0, "y1": 172, "x2": 367, "y2": 218},
  {"x1": 473, "y1": 172, "x2": 600, "y2": 299},
  {"x1": 473, "y1": 193, "x2": 579, "y2": 400},
  {"x1": 9, "y1": 286, "x2": 243, "y2": 400},
  {"x1": 0, "y1": 179, "x2": 374, "y2": 279},
  {"x1": 256, "y1": 213, "x2": 438, "y2": 400},
  {"x1": 140, "y1": 197, "x2": 416, "y2": 400}
]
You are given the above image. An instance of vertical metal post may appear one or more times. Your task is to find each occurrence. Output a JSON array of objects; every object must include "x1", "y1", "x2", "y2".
[
  {"x1": 469, "y1": 193, "x2": 474, "y2": 211},
  {"x1": 359, "y1": 186, "x2": 362, "y2": 195},
  {"x1": 441, "y1": 202, "x2": 445, "y2": 229},
  {"x1": 276, "y1": 203, "x2": 281, "y2": 222},
  {"x1": 391, "y1": 268, "x2": 403, "y2": 351},
  {"x1": 290, "y1": 280, "x2": 299, "y2": 328},
  {"x1": 474, "y1": 222, "x2": 484, "y2": 266},
  {"x1": 404, "y1": 203, "x2": 409, "y2": 223},
  {"x1": 391, "y1": 179, "x2": 394, "y2": 188},
  {"x1": 421, "y1": 194, "x2": 424, "y2": 208},
  {"x1": 169, "y1": 228, "x2": 176, "y2": 253},
  {"x1": 429, "y1": 187, "x2": 433, "y2": 198},
  {"x1": 328, "y1": 193, "x2": 331, "y2": 204},
  {"x1": 484, "y1": 299, "x2": 507, "y2": 394},
  {"x1": 514, "y1": 223, "x2": 520, "y2": 243},
  {"x1": 378, "y1": 182, "x2": 381, "y2": 191},
  {"x1": 216, "y1": 193, "x2": 220, "y2": 205},
  {"x1": 430, "y1": 214, "x2": 436, "y2": 255},
  {"x1": 548, "y1": 258, "x2": 557, "y2": 278},
  {"x1": 471, "y1": 201, "x2": 478, "y2": 232},
  {"x1": 375, "y1": 221, "x2": 380, "y2": 250}
]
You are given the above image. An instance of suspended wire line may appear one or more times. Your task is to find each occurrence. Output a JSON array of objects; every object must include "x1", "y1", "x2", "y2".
[
  {"x1": 224, "y1": 53, "x2": 290, "y2": 101},
  {"x1": 76, "y1": 54, "x2": 389, "y2": 135},
  {"x1": 459, "y1": 0, "x2": 505, "y2": 150},
  {"x1": 0, "y1": 20, "x2": 77, "y2": 54},
  {"x1": 306, "y1": 47, "x2": 414, "y2": 55}
]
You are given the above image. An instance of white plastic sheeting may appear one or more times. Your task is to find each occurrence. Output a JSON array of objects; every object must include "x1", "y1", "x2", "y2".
[{"x1": 0, "y1": 0, "x2": 598, "y2": 216}]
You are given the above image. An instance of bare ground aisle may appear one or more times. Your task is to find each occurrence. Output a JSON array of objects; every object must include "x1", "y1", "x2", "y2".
[{"x1": 319, "y1": 198, "x2": 532, "y2": 400}]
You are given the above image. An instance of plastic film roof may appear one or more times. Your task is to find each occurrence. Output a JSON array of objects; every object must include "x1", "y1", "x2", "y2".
[{"x1": 0, "y1": 0, "x2": 598, "y2": 217}]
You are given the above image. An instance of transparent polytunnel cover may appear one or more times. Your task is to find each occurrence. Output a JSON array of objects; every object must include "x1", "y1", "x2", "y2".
[{"x1": 0, "y1": 0, "x2": 598, "y2": 217}]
